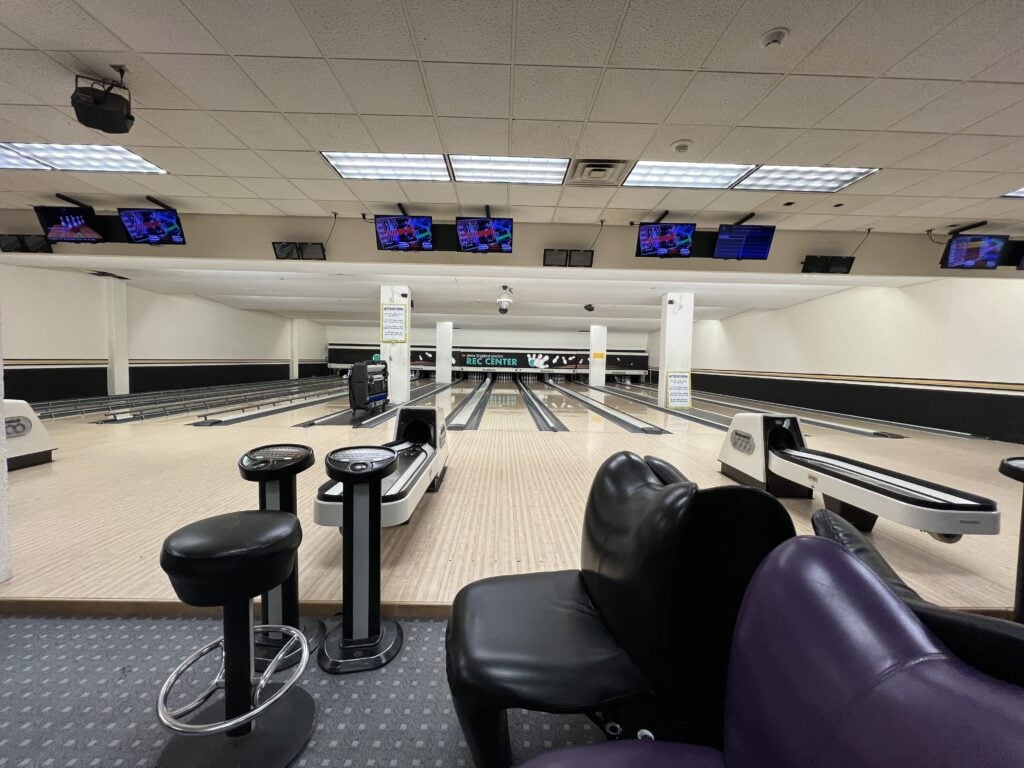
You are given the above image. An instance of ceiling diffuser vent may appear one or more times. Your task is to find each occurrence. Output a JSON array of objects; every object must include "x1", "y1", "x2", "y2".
[{"x1": 565, "y1": 159, "x2": 630, "y2": 186}]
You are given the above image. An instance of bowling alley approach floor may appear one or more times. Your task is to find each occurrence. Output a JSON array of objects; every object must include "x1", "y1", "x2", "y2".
[{"x1": 2, "y1": 381, "x2": 1022, "y2": 614}]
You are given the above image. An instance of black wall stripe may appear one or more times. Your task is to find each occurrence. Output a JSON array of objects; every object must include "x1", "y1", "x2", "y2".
[
  {"x1": 4, "y1": 367, "x2": 108, "y2": 401},
  {"x1": 129, "y1": 363, "x2": 290, "y2": 393}
]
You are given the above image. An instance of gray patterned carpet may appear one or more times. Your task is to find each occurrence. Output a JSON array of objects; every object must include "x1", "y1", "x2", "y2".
[{"x1": 0, "y1": 616, "x2": 599, "y2": 767}]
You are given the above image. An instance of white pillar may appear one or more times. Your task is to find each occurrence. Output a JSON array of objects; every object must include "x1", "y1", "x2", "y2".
[
  {"x1": 0, "y1": 293, "x2": 10, "y2": 583},
  {"x1": 658, "y1": 292, "x2": 694, "y2": 409},
  {"x1": 435, "y1": 321, "x2": 453, "y2": 384},
  {"x1": 104, "y1": 279, "x2": 130, "y2": 396},
  {"x1": 288, "y1": 320, "x2": 300, "y2": 380},
  {"x1": 588, "y1": 325, "x2": 607, "y2": 388},
  {"x1": 380, "y1": 285, "x2": 411, "y2": 404}
]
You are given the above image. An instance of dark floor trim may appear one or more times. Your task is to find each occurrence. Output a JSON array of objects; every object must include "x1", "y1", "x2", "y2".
[{"x1": 7, "y1": 450, "x2": 54, "y2": 470}]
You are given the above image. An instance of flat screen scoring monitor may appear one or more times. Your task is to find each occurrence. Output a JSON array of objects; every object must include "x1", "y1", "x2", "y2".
[
  {"x1": 636, "y1": 222, "x2": 696, "y2": 257},
  {"x1": 375, "y1": 215, "x2": 433, "y2": 251},
  {"x1": 456, "y1": 217, "x2": 513, "y2": 253},
  {"x1": 714, "y1": 224, "x2": 776, "y2": 260},
  {"x1": 942, "y1": 235, "x2": 1005, "y2": 269},
  {"x1": 118, "y1": 208, "x2": 185, "y2": 245},
  {"x1": 34, "y1": 206, "x2": 105, "y2": 243}
]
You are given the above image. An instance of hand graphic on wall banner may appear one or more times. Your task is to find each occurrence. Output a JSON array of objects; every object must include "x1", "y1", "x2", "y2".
[{"x1": 527, "y1": 354, "x2": 550, "y2": 369}]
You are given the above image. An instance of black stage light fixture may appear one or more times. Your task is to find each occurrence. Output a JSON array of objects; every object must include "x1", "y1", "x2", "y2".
[
  {"x1": 543, "y1": 248, "x2": 568, "y2": 266},
  {"x1": 569, "y1": 249, "x2": 594, "y2": 267},
  {"x1": 802, "y1": 255, "x2": 854, "y2": 274},
  {"x1": 70, "y1": 67, "x2": 134, "y2": 134}
]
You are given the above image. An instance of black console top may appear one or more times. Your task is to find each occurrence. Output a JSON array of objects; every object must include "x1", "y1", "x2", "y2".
[
  {"x1": 1000, "y1": 457, "x2": 1024, "y2": 484},
  {"x1": 239, "y1": 444, "x2": 315, "y2": 481},
  {"x1": 326, "y1": 446, "x2": 399, "y2": 484}
]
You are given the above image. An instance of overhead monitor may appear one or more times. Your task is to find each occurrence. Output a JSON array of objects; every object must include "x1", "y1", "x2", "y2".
[
  {"x1": 456, "y1": 217, "x2": 513, "y2": 253},
  {"x1": 34, "y1": 206, "x2": 105, "y2": 243},
  {"x1": 802, "y1": 255, "x2": 854, "y2": 274},
  {"x1": 941, "y1": 234, "x2": 1006, "y2": 269},
  {"x1": 374, "y1": 215, "x2": 433, "y2": 251},
  {"x1": 568, "y1": 249, "x2": 594, "y2": 267},
  {"x1": 298, "y1": 242, "x2": 326, "y2": 260},
  {"x1": 713, "y1": 224, "x2": 776, "y2": 260},
  {"x1": 543, "y1": 248, "x2": 568, "y2": 266},
  {"x1": 273, "y1": 241, "x2": 300, "y2": 259},
  {"x1": 635, "y1": 222, "x2": 696, "y2": 257},
  {"x1": 118, "y1": 208, "x2": 186, "y2": 245}
]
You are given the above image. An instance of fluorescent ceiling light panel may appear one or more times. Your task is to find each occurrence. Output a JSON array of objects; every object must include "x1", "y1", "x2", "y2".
[
  {"x1": 321, "y1": 152, "x2": 450, "y2": 181},
  {"x1": 1003, "y1": 186, "x2": 1024, "y2": 198},
  {"x1": 2, "y1": 143, "x2": 165, "y2": 173},
  {"x1": 623, "y1": 161, "x2": 755, "y2": 188},
  {"x1": 450, "y1": 155, "x2": 568, "y2": 184},
  {"x1": 0, "y1": 145, "x2": 50, "y2": 170},
  {"x1": 736, "y1": 165, "x2": 877, "y2": 192}
]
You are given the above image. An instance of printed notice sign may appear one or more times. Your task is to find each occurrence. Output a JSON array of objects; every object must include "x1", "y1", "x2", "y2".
[
  {"x1": 381, "y1": 303, "x2": 407, "y2": 343},
  {"x1": 666, "y1": 370, "x2": 692, "y2": 409}
]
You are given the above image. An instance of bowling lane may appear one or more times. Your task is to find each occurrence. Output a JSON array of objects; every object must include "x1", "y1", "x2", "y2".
[
  {"x1": 565, "y1": 383, "x2": 722, "y2": 435},
  {"x1": 478, "y1": 381, "x2": 540, "y2": 431},
  {"x1": 529, "y1": 383, "x2": 628, "y2": 432},
  {"x1": 408, "y1": 378, "x2": 483, "y2": 419}
]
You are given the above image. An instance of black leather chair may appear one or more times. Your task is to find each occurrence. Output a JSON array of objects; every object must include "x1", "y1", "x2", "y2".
[
  {"x1": 446, "y1": 452, "x2": 796, "y2": 768},
  {"x1": 812, "y1": 508, "x2": 1024, "y2": 688}
]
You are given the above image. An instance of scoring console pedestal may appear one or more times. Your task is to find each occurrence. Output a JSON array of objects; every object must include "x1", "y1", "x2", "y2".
[
  {"x1": 999, "y1": 457, "x2": 1024, "y2": 623},
  {"x1": 319, "y1": 446, "x2": 404, "y2": 674}
]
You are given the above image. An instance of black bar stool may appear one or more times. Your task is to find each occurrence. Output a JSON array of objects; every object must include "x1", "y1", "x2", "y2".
[{"x1": 157, "y1": 510, "x2": 315, "y2": 768}]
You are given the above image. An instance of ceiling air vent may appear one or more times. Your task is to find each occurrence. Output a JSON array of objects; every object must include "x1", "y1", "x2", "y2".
[{"x1": 565, "y1": 159, "x2": 630, "y2": 187}]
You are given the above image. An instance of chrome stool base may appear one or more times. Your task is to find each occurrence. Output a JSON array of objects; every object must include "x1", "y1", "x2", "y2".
[
  {"x1": 158, "y1": 683, "x2": 315, "y2": 768},
  {"x1": 255, "y1": 617, "x2": 326, "y2": 672}
]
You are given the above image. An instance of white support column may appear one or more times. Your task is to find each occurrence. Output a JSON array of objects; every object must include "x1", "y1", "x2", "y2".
[
  {"x1": 658, "y1": 292, "x2": 694, "y2": 409},
  {"x1": 104, "y1": 279, "x2": 130, "y2": 396},
  {"x1": 588, "y1": 325, "x2": 607, "y2": 388},
  {"x1": 0, "y1": 294, "x2": 10, "y2": 583},
  {"x1": 435, "y1": 321, "x2": 453, "y2": 384},
  {"x1": 288, "y1": 319, "x2": 300, "y2": 380},
  {"x1": 380, "y1": 286, "x2": 411, "y2": 404}
]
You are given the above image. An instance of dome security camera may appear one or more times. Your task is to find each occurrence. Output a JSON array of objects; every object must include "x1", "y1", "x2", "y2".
[
  {"x1": 497, "y1": 285, "x2": 514, "y2": 316},
  {"x1": 584, "y1": 304, "x2": 595, "y2": 312}
]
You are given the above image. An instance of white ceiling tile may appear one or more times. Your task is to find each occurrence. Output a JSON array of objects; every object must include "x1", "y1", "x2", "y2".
[
  {"x1": 895, "y1": 198, "x2": 983, "y2": 218},
  {"x1": 437, "y1": 118, "x2": 510, "y2": 154},
  {"x1": 0, "y1": 0, "x2": 124, "y2": 49},
  {"x1": 754, "y1": 193, "x2": 834, "y2": 213},
  {"x1": 557, "y1": 187, "x2": 616, "y2": 208},
  {"x1": 134, "y1": 109, "x2": 246, "y2": 149},
  {"x1": 795, "y1": 0, "x2": 971, "y2": 76},
  {"x1": 181, "y1": 0, "x2": 317, "y2": 56},
  {"x1": 0, "y1": 169, "x2": 82, "y2": 193},
  {"x1": 894, "y1": 135, "x2": 1017, "y2": 170},
  {"x1": 329, "y1": 60, "x2": 430, "y2": 116},
  {"x1": 967, "y1": 100, "x2": 1024, "y2": 136},
  {"x1": 167, "y1": 197, "x2": 237, "y2": 215},
  {"x1": 702, "y1": 190, "x2": 778, "y2": 212},
  {"x1": 0, "y1": 105, "x2": 121, "y2": 145},
  {"x1": 667, "y1": 72, "x2": 781, "y2": 126},
  {"x1": 237, "y1": 58, "x2": 353, "y2": 114},
  {"x1": 742, "y1": 75, "x2": 871, "y2": 129},
  {"x1": 261, "y1": 151, "x2": 338, "y2": 179},
  {"x1": 704, "y1": 127, "x2": 802, "y2": 163},
  {"x1": 0, "y1": 191, "x2": 35, "y2": 208},
  {"x1": 590, "y1": 69, "x2": 692, "y2": 124},
  {"x1": 291, "y1": 0, "x2": 415, "y2": 59},
  {"x1": 58, "y1": 108, "x2": 180, "y2": 147},
  {"x1": 640, "y1": 124, "x2": 732, "y2": 161},
  {"x1": 130, "y1": 147, "x2": 225, "y2": 176},
  {"x1": 399, "y1": 182, "x2": 458, "y2": 204},
  {"x1": 181, "y1": 176, "x2": 258, "y2": 197},
  {"x1": 768, "y1": 129, "x2": 874, "y2": 165},
  {"x1": 892, "y1": 170, "x2": 1002, "y2": 198},
  {"x1": 193, "y1": 149, "x2": 281, "y2": 177},
  {"x1": 801, "y1": 194, "x2": 884, "y2": 215},
  {"x1": 818, "y1": 215, "x2": 882, "y2": 232},
  {"x1": 846, "y1": 196, "x2": 937, "y2": 217},
  {"x1": 267, "y1": 198, "x2": 331, "y2": 216},
  {"x1": 291, "y1": 179, "x2": 357, "y2": 201},
  {"x1": 817, "y1": 79, "x2": 956, "y2": 131},
  {"x1": 75, "y1": 0, "x2": 223, "y2": 54},
  {"x1": 508, "y1": 185, "x2": 561, "y2": 206},
  {"x1": 831, "y1": 132, "x2": 944, "y2": 167},
  {"x1": 63, "y1": 52, "x2": 198, "y2": 110},
  {"x1": 454, "y1": 182, "x2": 508, "y2": 206},
  {"x1": 361, "y1": 115, "x2": 443, "y2": 152},
  {"x1": 143, "y1": 55, "x2": 275, "y2": 111},
  {"x1": 659, "y1": 189, "x2": 723, "y2": 210},
  {"x1": 0, "y1": 50, "x2": 77, "y2": 105},
  {"x1": 974, "y1": 47, "x2": 1024, "y2": 83},
  {"x1": 400, "y1": 203, "x2": 459, "y2": 219},
  {"x1": 424, "y1": 64, "x2": 510, "y2": 118},
  {"x1": 505, "y1": 205, "x2": 554, "y2": 222},
  {"x1": 65, "y1": 172, "x2": 150, "y2": 195},
  {"x1": 0, "y1": 114, "x2": 44, "y2": 143},
  {"x1": 577, "y1": 122, "x2": 657, "y2": 158},
  {"x1": 607, "y1": 188, "x2": 668, "y2": 209},
  {"x1": 513, "y1": 66, "x2": 602, "y2": 121},
  {"x1": 515, "y1": 0, "x2": 625, "y2": 66},
  {"x1": 704, "y1": 0, "x2": 859, "y2": 73},
  {"x1": 210, "y1": 112, "x2": 310, "y2": 150},
  {"x1": 599, "y1": 208, "x2": 650, "y2": 225},
  {"x1": 955, "y1": 172, "x2": 1024, "y2": 198},
  {"x1": 0, "y1": 23, "x2": 31, "y2": 49},
  {"x1": 837, "y1": 168, "x2": 938, "y2": 195},
  {"x1": 888, "y1": 0, "x2": 1024, "y2": 80},
  {"x1": 867, "y1": 216, "x2": 937, "y2": 233},
  {"x1": 237, "y1": 177, "x2": 307, "y2": 200},
  {"x1": 956, "y1": 139, "x2": 1024, "y2": 172},
  {"x1": 221, "y1": 198, "x2": 282, "y2": 215},
  {"x1": 0, "y1": 79, "x2": 38, "y2": 104},
  {"x1": 609, "y1": 0, "x2": 744, "y2": 69},
  {"x1": 286, "y1": 114, "x2": 377, "y2": 151},
  {"x1": 510, "y1": 120, "x2": 583, "y2": 157},
  {"x1": 777, "y1": 213, "x2": 837, "y2": 230},
  {"x1": 553, "y1": 207, "x2": 603, "y2": 223},
  {"x1": 950, "y1": 198, "x2": 1024, "y2": 219},
  {"x1": 345, "y1": 180, "x2": 408, "y2": 202},
  {"x1": 127, "y1": 174, "x2": 206, "y2": 197},
  {"x1": 889, "y1": 82, "x2": 1024, "y2": 133},
  {"x1": 406, "y1": 0, "x2": 512, "y2": 62}
]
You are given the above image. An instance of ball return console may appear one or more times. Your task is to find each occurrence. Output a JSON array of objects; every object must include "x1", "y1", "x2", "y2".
[{"x1": 719, "y1": 413, "x2": 999, "y2": 543}]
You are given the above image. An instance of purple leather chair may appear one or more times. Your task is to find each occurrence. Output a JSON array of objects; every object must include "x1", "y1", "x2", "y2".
[{"x1": 518, "y1": 536, "x2": 1024, "y2": 768}]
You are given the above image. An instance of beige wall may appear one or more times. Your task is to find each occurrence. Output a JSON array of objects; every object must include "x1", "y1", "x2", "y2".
[{"x1": 294, "y1": 318, "x2": 327, "y2": 361}]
